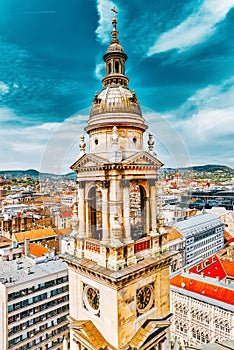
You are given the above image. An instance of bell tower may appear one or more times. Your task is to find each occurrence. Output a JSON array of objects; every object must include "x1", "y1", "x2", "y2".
[{"x1": 64, "y1": 8, "x2": 174, "y2": 350}]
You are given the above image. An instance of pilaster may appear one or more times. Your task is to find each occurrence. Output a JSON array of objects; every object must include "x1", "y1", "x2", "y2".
[{"x1": 78, "y1": 182, "x2": 86, "y2": 238}]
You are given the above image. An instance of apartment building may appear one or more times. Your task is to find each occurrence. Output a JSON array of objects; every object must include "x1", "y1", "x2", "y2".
[
  {"x1": 0, "y1": 255, "x2": 69, "y2": 350},
  {"x1": 171, "y1": 249, "x2": 234, "y2": 348},
  {"x1": 174, "y1": 213, "x2": 224, "y2": 265}
]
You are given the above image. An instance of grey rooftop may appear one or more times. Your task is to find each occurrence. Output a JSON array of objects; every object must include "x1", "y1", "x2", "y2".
[{"x1": 0, "y1": 255, "x2": 67, "y2": 287}]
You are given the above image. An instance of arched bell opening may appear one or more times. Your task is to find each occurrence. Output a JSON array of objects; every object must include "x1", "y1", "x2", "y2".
[
  {"x1": 88, "y1": 187, "x2": 103, "y2": 240},
  {"x1": 114, "y1": 61, "x2": 119, "y2": 73},
  {"x1": 108, "y1": 62, "x2": 112, "y2": 75},
  {"x1": 129, "y1": 184, "x2": 146, "y2": 240}
]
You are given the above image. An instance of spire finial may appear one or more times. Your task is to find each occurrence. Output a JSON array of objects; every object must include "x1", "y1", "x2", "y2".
[
  {"x1": 148, "y1": 133, "x2": 154, "y2": 152},
  {"x1": 111, "y1": 6, "x2": 119, "y2": 42},
  {"x1": 79, "y1": 134, "x2": 86, "y2": 156},
  {"x1": 111, "y1": 6, "x2": 118, "y2": 17}
]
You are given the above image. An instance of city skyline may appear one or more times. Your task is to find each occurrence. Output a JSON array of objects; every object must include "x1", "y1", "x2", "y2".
[{"x1": 0, "y1": 0, "x2": 234, "y2": 174}]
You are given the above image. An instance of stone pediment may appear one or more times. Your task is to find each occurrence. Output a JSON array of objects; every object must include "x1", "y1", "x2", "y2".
[
  {"x1": 71, "y1": 153, "x2": 107, "y2": 171},
  {"x1": 70, "y1": 319, "x2": 115, "y2": 349},
  {"x1": 122, "y1": 151, "x2": 163, "y2": 168}
]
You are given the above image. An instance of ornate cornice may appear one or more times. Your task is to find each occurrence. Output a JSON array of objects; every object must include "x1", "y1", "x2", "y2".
[{"x1": 62, "y1": 253, "x2": 174, "y2": 290}]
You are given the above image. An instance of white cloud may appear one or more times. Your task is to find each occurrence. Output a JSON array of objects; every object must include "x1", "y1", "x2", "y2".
[
  {"x1": 0, "y1": 107, "x2": 19, "y2": 122},
  {"x1": 147, "y1": 0, "x2": 234, "y2": 55},
  {"x1": 177, "y1": 76, "x2": 234, "y2": 118},
  {"x1": 0, "y1": 82, "x2": 9, "y2": 94},
  {"x1": 142, "y1": 76, "x2": 234, "y2": 168},
  {"x1": 177, "y1": 107, "x2": 234, "y2": 143},
  {"x1": 0, "y1": 107, "x2": 89, "y2": 173},
  {"x1": 95, "y1": 0, "x2": 116, "y2": 44},
  {"x1": 142, "y1": 110, "x2": 192, "y2": 168},
  {"x1": 94, "y1": 62, "x2": 105, "y2": 80}
]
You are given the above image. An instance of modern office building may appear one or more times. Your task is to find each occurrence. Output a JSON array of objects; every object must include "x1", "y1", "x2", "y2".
[
  {"x1": 174, "y1": 213, "x2": 224, "y2": 265},
  {"x1": 0, "y1": 254, "x2": 69, "y2": 350}
]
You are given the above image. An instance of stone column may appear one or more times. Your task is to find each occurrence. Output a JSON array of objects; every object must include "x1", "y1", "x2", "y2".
[
  {"x1": 109, "y1": 173, "x2": 120, "y2": 241},
  {"x1": 85, "y1": 199, "x2": 92, "y2": 238},
  {"x1": 150, "y1": 182, "x2": 157, "y2": 232},
  {"x1": 145, "y1": 196, "x2": 150, "y2": 235},
  {"x1": 123, "y1": 185, "x2": 131, "y2": 241},
  {"x1": 102, "y1": 186, "x2": 110, "y2": 242},
  {"x1": 78, "y1": 183, "x2": 85, "y2": 238}
]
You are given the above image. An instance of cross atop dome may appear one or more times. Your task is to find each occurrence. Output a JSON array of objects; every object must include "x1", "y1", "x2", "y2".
[
  {"x1": 111, "y1": 6, "x2": 119, "y2": 43},
  {"x1": 111, "y1": 6, "x2": 118, "y2": 17}
]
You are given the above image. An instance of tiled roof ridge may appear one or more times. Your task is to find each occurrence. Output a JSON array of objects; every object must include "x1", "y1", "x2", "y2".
[{"x1": 171, "y1": 274, "x2": 234, "y2": 306}]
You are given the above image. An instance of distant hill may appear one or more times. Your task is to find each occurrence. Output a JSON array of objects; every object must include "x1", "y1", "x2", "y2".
[
  {"x1": 0, "y1": 164, "x2": 232, "y2": 180},
  {"x1": 161, "y1": 164, "x2": 233, "y2": 173},
  {"x1": 183, "y1": 164, "x2": 233, "y2": 172},
  {"x1": 0, "y1": 169, "x2": 76, "y2": 180}
]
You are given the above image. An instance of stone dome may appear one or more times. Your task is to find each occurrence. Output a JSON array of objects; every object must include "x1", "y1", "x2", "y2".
[
  {"x1": 107, "y1": 42, "x2": 124, "y2": 53},
  {"x1": 86, "y1": 85, "x2": 147, "y2": 133},
  {"x1": 90, "y1": 85, "x2": 142, "y2": 117},
  {"x1": 85, "y1": 11, "x2": 147, "y2": 134}
]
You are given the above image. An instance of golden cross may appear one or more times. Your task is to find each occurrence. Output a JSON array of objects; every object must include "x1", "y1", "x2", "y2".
[{"x1": 111, "y1": 6, "x2": 118, "y2": 17}]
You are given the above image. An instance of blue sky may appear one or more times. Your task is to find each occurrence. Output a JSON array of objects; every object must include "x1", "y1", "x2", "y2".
[{"x1": 0, "y1": 0, "x2": 234, "y2": 173}]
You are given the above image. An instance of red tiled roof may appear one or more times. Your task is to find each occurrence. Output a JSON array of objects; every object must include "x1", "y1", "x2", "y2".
[
  {"x1": 190, "y1": 255, "x2": 234, "y2": 280},
  {"x1": 224, "y1": 229, "x2": 233, "y2": 241},
  {"x1": 22, "y1": 243, "x2": 49, "y2": 257},
  {"x1": 60, "y1": 211, "x2": 72, "y2": 218},
  {"x1": 221, "y1": 260, "x2": 234, "y2": 278},
  {"x1": 190, "y1": 255, "x2": 227, "y2": 280},
  {"x1": 14, "y1": 228, "x2": 57, "y2": 242},
  {"x1": 171, "y1": 274, "x2": 234, "y2": 306}
]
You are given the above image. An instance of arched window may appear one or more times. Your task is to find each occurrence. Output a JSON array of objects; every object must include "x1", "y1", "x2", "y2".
[
  {"x1": 201, "y1": 332, "x2": 205, "y2": 343},
  {"x1": 88, "y1": 187, "x2": 102, "y2": 240},
  {"x1": 115, "y1": 61, "x2": 119, "y2": 73},
  {"x1": 215, "y1": 319, "x2": 219, "y2": 328},
  {"x1": 108, "y1": 62, "x2": 112, "y2": 74},
  {"x1": 197, "y1": 329, "x2": 200, "y2": 341},
  {"x1": 205, "y1": 334, "x2": 209, "y2": 343},
  {"x1": 220, "y1": 321, "x2": 225, "y2": 331},
  {"x1": 225, "y1": 322, "x2": 230, "y2": 333},
  {"x1": 192, "y1": 328, "x2": 196, "y2": 338},
  {"x1": 129, "y1": 184, "x2": 147, "y2": 240},
  {"x1": 175, "y1": 320, "x2": 179, "y2": 330}
]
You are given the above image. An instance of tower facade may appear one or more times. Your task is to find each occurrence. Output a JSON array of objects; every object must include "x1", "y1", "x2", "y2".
[{"x1": 64, "y1": 9, "x2": 174, "y2": 350}]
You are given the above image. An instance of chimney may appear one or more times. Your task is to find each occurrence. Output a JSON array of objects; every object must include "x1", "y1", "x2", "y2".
[
  {"x1": 52, "y1": 247, "x2": 56, "y2": 257},
  {"x1": 24, "y1": 238, "x2": 30, "y2": 256}
]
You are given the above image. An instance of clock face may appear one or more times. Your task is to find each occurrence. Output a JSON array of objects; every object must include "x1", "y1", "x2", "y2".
[
  {"x1": 84, "y1": 285, "x2": 100, "y2": 313},
  {"x1": 136, "y1": 285, "x2": 153, "y2": 313}
]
